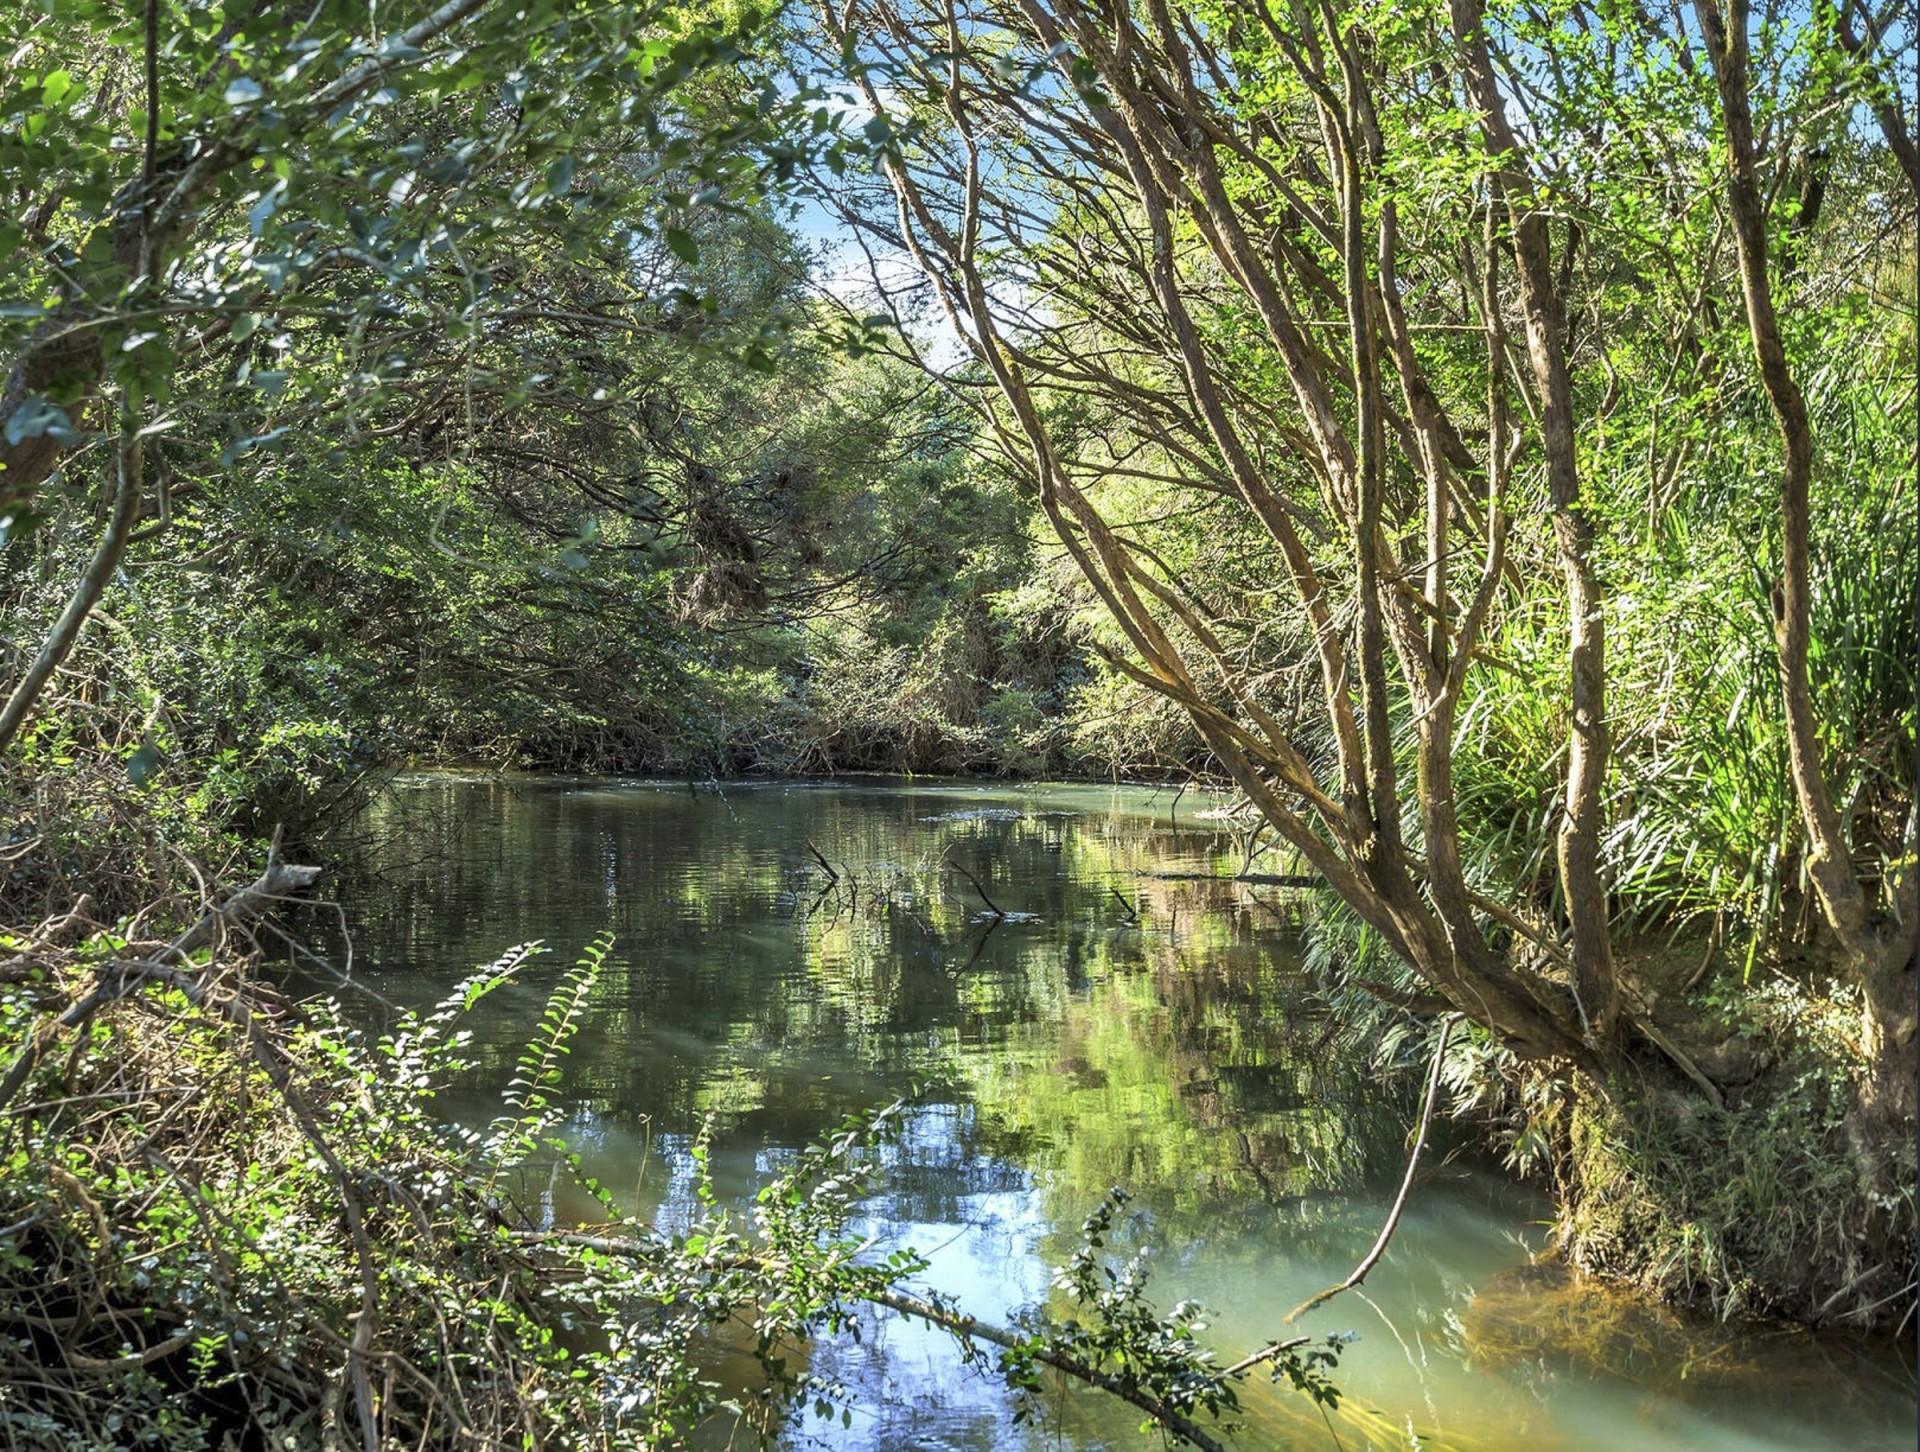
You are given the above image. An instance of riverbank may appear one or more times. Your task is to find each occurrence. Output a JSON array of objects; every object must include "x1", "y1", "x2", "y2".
[
  {"x1": 2, "y1": 769, "x2": 1912, "y2": 1449},
  {"x1": 0, "y1": 914, "x2": 953, "y2": 1449},
  {"x1": 316, "y1": 774, "x2": 1918, "y2": 1445}
]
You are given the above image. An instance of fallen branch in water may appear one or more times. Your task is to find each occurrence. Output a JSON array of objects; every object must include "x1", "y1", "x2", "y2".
[
  {"x1": 802, "y1": 837, "x2": 839, "y2": 882},
  {"x1": 1286, "y1": 1013, "x2": 1461, "y2": 1323},
  {"x1": 945, "y1": 859, "x2": 1005, "y2": 917},
  {"x1": 954, "y1": 912, "x2": 1002, "y2": 972}
]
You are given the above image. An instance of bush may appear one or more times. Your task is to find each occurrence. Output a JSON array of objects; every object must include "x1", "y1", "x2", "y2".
[
  {"x1": 0, "y1": 925, "x2": 919, "y2": 1448},
  {"x1": 0, "y1": 900, "x2": 1337, "y2": 1448}
]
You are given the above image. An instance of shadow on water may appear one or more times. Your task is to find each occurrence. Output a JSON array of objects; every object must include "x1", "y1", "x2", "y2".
[{"x1": 300, "y1": 774, "x2": 1918, "y2": 1452}]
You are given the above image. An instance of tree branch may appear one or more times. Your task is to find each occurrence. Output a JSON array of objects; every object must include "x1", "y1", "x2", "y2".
[{"x1": 1286, "y1": 1013, "x2": 1461, "y2": 1321}]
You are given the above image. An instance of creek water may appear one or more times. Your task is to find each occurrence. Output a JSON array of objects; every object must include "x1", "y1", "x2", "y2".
[{"x1": 321, "y1": 774, "x2": 1916, "y2": 1451}]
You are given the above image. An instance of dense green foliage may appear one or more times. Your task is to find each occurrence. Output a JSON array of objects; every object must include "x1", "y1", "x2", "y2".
[
  {"x1": 813, "y1": 0, "x2": 1916, "y2": 988},
  {"x1": 0, "y1": 4, "x2": 1306, "y2": 1445},
  {"x1": 0, "y1": 0, "x2": 1914, "y2": 1443},
  {"x1": 0, "y1": 0, "x2": 1174, "y2": 925}
]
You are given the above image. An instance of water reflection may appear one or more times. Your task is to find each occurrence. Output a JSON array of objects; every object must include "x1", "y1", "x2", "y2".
[{"x1": 315, "y1": 775, "x2": 1918, "y2": 1451}]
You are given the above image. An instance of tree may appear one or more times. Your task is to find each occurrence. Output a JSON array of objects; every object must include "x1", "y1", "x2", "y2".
[
  {"x1": 809, "y1": 0, "x2": 1916, "y2": 1321},
  {"x1": 0, "y1": 0, "x2": 800, "y2": 752}
]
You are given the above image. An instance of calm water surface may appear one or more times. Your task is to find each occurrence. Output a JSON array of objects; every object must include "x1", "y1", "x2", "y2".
[{"x1": 320, "y1": 775, "x2": 1916, "y2": 1452}]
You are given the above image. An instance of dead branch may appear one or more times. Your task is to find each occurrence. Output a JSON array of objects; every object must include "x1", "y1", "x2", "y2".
[
  {"x1": 946, "y1": 859, "x2": 1005, "y2": 917},
  {"x1": 0, "y1": 859, "x2": 321, "y2": 1116},
  {"x1": 1287, "y1": 1013, "x2": 1461, "y2": 1322}
]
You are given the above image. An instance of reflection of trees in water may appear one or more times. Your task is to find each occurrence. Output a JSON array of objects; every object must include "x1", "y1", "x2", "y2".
[
  {"x1": 317, "y1": 781, "x2": 1918, "y2": 1452},
  {"x1": 958, "y1": 929, "x2": 1410, "y2": 1258},
  {"x1": 329, "y1": 779, "x2": 1386, "y2": 1219}
]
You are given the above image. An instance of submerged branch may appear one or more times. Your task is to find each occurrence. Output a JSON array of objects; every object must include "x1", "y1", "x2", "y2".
[
  {"x1": 1287, "y1": 1013, "x2": 1461, "y2": 1322},
  {"x1": 946, "y1": 858, "x2": 1006, "y2": 917}
]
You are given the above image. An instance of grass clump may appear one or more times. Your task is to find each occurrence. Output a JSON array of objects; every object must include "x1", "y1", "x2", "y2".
[{"x1": 1543, "y1": 978, "x2": 1916, "y2": 1328}]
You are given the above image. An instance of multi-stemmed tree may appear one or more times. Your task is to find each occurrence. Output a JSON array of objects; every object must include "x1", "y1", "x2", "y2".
[{"x1": 812, "y1": 0, "x2": 1915, "y2": 1322}]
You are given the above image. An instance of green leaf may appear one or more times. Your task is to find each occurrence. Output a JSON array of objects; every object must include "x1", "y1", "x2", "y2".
[
  {"x1": 664, "y1": 227, "x2": 699, "y2": 264},
  {"x1": 248, "y1": 181, "x2": 286, "y2": 236},
  {"x1": 126, "y1": 742, "x2": 163, "y2": 786},
  {"x1": 3, "y1": 396, "x2": 78, "y2": 447}
]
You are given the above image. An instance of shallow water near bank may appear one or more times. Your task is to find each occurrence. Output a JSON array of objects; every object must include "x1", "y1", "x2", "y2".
[{"x1": 314, "y1": 774, "x2": 1916, "y2": 1451}]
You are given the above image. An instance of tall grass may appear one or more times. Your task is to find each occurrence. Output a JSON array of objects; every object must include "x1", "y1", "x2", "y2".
[{"x1": 1420, "y1": 445, "x2": 1914, "y2": 976}]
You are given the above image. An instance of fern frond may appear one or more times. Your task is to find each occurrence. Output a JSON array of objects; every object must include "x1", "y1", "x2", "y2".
[{"x1": 488, "y1": 932, "x2": 613, "y2": 1166}]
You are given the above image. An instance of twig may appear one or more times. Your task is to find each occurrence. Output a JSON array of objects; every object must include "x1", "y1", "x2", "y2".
[
  {"x1": 0, "y1": 860, "x2": 321, "y2": 1115},
  {"x1": 63, "y1": 1327, "x2": 196, "y2": 1373},
  {"x1": 1834, "y1": 1278, "x2": 1918, "y2": 1326},
  {"x1": 1810, "y1": 1262, "x2": 1893, "y2": 1324},
  {"x1": 502, "y1": 1230, "x2": 1270, "y2": 1450},
  {"x1": 1242, "y1": 890, "x2": 1291, "y2": 926},
  {"x1": 862, "y1": 1286, "x2": 1230, "y2": 1452},
  {"x1": 1351, "y1": 978, "x2": 1455, "y2": 1015},
  {"x1": 1682, "y1": 911, "x2": 1723, "y2": 994},
  {"x1": 947, "y1": 860, "x2": 1005, "y2": 917},
  {"x1": 1631, "y1": 1013, "x2": 1725, "y2": 1111},
  {"x1": 1286, "y1": 1014, "x2": 1461, "y2": 1323},
  {"x1": 955, "y1": 914, "x2": 1001, "y2": 972},
  {"x1": 173, "y1": 859, "x2": 322, "y2": 956},
  {"x1": 23, "y1": 894, "x2": 96, "y2": 948},
  {"x1": 505, "y1": 1228, "x2": 656, "y2": 1255},
  {"x1": 803, "y1": 838, "x2": 839, "y2": 882},
  {"x1": 1221, "y1": 1335, "x2": 1311, "y2": 1377}
]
